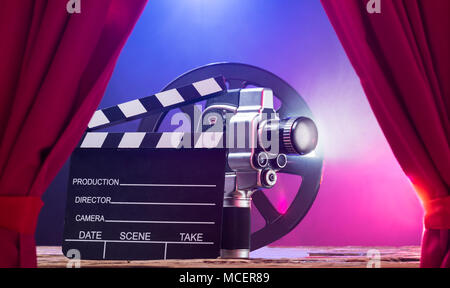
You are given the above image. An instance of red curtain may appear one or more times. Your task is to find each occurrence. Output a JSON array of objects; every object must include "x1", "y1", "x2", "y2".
[
  {"x1": 320, "y1": 0, "x2": 449, "y2": 267},
  {"x1": 0, "y1": 0, "x2": 147, "y2": 267}
]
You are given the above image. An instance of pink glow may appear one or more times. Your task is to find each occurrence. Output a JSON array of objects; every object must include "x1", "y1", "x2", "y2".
[
  {"x1": 277, "y1": 197, "x2": 288, "y2": 215},
  {"x1": 251, "y1": 51, "x2": 424, "y2": 247}
]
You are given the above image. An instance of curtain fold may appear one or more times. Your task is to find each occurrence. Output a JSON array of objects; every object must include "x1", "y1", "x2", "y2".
[
  {"x1": 0, "y1": 0, "x2": 147, "y2": 268},
  {"x1": 320, "y1": 0, "x2": 449, "y2": 267}
]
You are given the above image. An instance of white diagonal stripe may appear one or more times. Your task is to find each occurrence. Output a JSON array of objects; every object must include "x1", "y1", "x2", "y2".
[
  {"x1": 118, "y1": 99, "x2": 147, "y2": 118},
  {"x1": 118, "y1": 133, "x2": 146, "y2": 148},
  {"x1": 156, "y1": 132, "x2": 184, "y2": 148},
  {"x1": 195, "y1": 132, "x2": 223, "y2": 148},
  {"x1": 155, "y1": 89, "x2": 184, "y2": 107},
  {"x1": 88, "y1": 110, "x2": 110, "y2": 128},
  {"x1": 80, "y1": 133, "x2": 108, "y2": 148},
  {"x1": 193, "y1": 78, "x2": 223, "y2": 96}
]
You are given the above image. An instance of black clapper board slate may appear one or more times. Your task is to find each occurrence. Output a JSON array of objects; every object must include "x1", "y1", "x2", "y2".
[{"x1": 62, "y1": 148, "x2": 226, "y2": 260}]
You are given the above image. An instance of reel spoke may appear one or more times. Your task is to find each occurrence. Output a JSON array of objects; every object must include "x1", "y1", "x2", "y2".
[
  {"x1": 282, "y1": 154, "x2": 323, "y2": 176},
  {"x1": 252, "y1": 190, "x2": 282, "y2": 225}
]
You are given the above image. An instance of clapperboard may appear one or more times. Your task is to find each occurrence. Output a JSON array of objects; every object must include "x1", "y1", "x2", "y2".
[{"x1": 63, "y1": 77, "x2": 229, "y2": 260}]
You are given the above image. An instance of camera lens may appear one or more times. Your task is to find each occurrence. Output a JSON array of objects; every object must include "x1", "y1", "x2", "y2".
[
  {"x1": 280, "y1": 117, "x2": 318, "y2": 155},
  {"x1": 256, "y1": 152, "x2": 269, "y2": 168},
  {"x1": 276, "y1": 154, "x2": 288, "y2": 168}
]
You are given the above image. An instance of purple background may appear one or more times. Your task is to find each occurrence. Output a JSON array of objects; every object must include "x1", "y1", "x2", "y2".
[{"x1": 37, "y1": 0, "x2": 423, "y2": 247}]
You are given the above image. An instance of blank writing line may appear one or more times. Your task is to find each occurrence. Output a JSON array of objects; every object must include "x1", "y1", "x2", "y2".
[
  {"x1": 120, "y1": 183, "x2": 216, "y2": 188},
  {"x1": 110, "y1": 201, "x2": 216, "y2": 206},
  {"x1": 104, "y1": 220, "x2": 215, "y2": 225},
  {"x1": 65, "y1": 239, "x2": 214, "y2": 245}
]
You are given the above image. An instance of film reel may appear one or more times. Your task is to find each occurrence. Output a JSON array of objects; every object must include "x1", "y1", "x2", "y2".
[{"x1": 138, "y1": 63, "x2": 324, "y2": 251}]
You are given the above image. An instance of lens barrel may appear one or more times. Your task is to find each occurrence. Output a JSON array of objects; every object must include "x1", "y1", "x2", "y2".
[{"x1": 279, "y1": 117, "x2": 318, "y2": 155}]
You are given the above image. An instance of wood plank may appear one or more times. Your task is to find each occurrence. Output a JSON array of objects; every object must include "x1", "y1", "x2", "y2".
[{"x1": 37, "y1": 246, "x2": 420, "y2": 268}]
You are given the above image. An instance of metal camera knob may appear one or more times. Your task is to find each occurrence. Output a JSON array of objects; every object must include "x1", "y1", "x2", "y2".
[
  {"x1": 280, "y1": 117, "x2": 318, "y2": 155},
  {"x1": 254, "y1": 152, "x2": 269, "y2": 168},
  {"x1": 261, "y1": 168, "x2": 277, "y2": 188}
]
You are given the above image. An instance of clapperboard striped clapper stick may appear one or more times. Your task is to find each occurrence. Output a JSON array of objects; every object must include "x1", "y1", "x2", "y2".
[
  {"x1": 79, "y1": 132, "x2": 224, "y2": 149},
  {"x1": 87, "y1": 76, "x2": 226, "y2": 131}
]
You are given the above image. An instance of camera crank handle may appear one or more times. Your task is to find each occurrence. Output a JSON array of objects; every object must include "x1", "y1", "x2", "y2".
[
  {"x1": 220, "y1": 188, "x2": 256, "y2": 259},
  {"x1": 220, "y1": 205, "x2": 251, "y2": 258}
]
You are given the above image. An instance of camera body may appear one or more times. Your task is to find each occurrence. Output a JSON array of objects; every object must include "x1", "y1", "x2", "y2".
[{"x1": 200, "y1": 87, "x2": 318, "y2": 258}]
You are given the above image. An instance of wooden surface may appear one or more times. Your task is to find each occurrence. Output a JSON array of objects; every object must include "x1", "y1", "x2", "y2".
[{"x1": 38, "y1": 246, "x2": 420, "y2": 268}]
